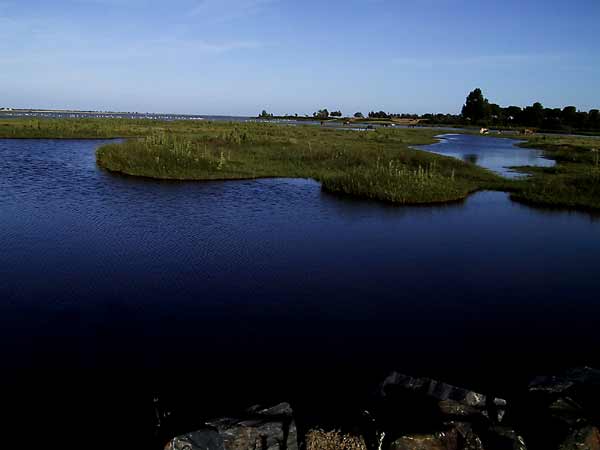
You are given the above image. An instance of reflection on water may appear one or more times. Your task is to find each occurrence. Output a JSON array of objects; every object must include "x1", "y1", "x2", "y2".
[
  {"x1": 417, "y1": 133, "x2": 555, "y2": 178},
  {"x1": 463, "y1": 153, "x2": 479, "y2": 164}
]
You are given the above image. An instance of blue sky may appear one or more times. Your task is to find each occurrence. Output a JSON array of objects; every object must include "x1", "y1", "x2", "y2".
[{"x1": 1, "y1": 0, "x2": 599, "y2": 115}]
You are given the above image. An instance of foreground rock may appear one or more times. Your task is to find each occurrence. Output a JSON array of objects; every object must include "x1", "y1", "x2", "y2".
[
  {"x1": 162, "y1": 368, "x2": 600, "y2": 450},
  {"x1": 528, "y1": 366, "x2": 600, "y2": 425},
  {"x1": 389, "y1": 422, "x2": 484, "y2": 450},
  {"x1": 165, "y1": 402, "x2": 297, "y2": 450},
  {"x1": 373, "y1": 372, "x2": 529, "y2": 450},
  {"x1": 521, "y1": 367, "x2": 600, "y2": 450},
  {"x1": 378, "y1": 372, "x2": 507, "y2": 425}
]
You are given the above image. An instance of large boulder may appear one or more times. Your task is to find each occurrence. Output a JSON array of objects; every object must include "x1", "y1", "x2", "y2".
[
  {"x1": 517, "y1": 367, "x2": 600, "y2": 450},
  {"x1": 165, "y1": 402, "x2": 297, "y2": 450},
  {"x1": 389, "y1": 432, "x2": 456, "y2": 450},
  {"x1": 165, "y1": 428, "x2": 224, "y2": 450},
  {"x1": 379, "y1": 372, "x2": 507, "y2": 425},
  {"x1": 528, "y1": 367, "x2": 600, "y2": 425},
  {"x1": 529, "y1": 367, "x2": 600, "y2": 396},
  {"x1": 389, "y1": 422, "x2": 483, "y2": 450}
]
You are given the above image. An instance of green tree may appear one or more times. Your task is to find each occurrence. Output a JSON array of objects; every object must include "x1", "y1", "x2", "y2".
[
  {"x1": 522, "y1": 102, "x2": 545, "y2": 127},
  {"x1": 505, "y1": 106, "x2": 522, "y2": 123},
  {"x1": 330, "y1": 110, "x2": 343, "y2": 117},
  {"x1": 589, "y1": 109, "x2": 600, "y2": 129},
  {"x1": 543, "y1": 108, "x2": 562, "y2": 130},
  {"x1": 313, "y1": 109, "x2": 329, "y2": 119},
  {"x1": 368, "y1": 111, "x2": 389, "y2": 119},
  {"x1": 354, "y1": 112, "x2": 364, "y2": 118},
  {"x1": 461, "y1": 88, "x2": 491, "y2": 124},
  {"x1": 489, "y1": 103, "x2": 503, "y2": 124},
  {"x1": 561, "y1": 106, "x2": 578, "y2": 128}
]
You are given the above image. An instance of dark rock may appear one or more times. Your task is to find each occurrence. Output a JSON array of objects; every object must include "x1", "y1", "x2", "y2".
[
  {"x1": 548, "y1": 397, "x2": 586, "y2": 427},
  {"x1": 381, "y1": 373, "x2": 483, "y2": 407},
  {"x1": 438, "y1": 401, "x2": 486, "y2": 420},
  {"x1": 166, "y1": 429, "x2": 224, "y2": 450},
  {"x1": 527, "y1": 367, "x2": 600, "y2": 427},
  {"x1": 529, "y1": 367, "x2": 600, "y2": 411},
  {"x1": 380, "y1": 372, "x2": 506, "y2": 424},
  {"x1": 558, "y1": 426, "x2": 600, "y2": 450},
  {"x1": 529, "y1": 367, "x2": 600, "y2": 396},
  {"x1": 451, "y1": 423, "x2": 485, "y2": 450},
  {"x1": 514, "y1": 367, "x2": 600, "y2": 450},
  {"x1": 389, "y1": 432, "x2": 456, "y2": 450},
  {"x1": 481, "y1": 426, "x2": 527, "y2": 450},
  {"x1": 389, "y1": 422, "x2": 483, "y2": 450},
  {"x1": 165, "y1": 402, "x2": 297, "y2": 450}
]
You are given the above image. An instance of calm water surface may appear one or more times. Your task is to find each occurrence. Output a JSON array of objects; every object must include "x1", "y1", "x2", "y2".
[
  {"x1": 1, "y1": 137, "x2": 599, "y2": 445},
  {"x1": 418, "y1": 133, "x2": 555, "y2": 177}
]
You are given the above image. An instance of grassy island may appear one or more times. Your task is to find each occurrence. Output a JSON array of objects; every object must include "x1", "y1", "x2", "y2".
[
  {"x1": 1, "y1": 118, "x2": 599, "y2": 209},
  {"x1": 94, "y1": 121, "x2": 503, "y2": 204}
]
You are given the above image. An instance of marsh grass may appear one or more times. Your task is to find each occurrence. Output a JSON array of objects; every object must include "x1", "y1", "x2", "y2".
[
  {"x1": 322, "y1": 160, "x2": 476, "y2": 204},
  {"x1": 510, "y1": 136, "x2": 600, "y2": 209},
  {"x1": 94, "y1": 121, "x2": 502, "y2": 204},
  {"x1": 0, "y1": 118, "x2": 157, "y2": 139}
]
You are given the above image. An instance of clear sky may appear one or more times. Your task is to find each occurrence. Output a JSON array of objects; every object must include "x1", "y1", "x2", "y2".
[{"x1": 1, "y1": 0, "x2": 599, "y2": 115}]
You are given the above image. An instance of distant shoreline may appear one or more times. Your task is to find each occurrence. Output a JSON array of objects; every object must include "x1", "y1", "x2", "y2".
[
  {"x1": 2, "y1": 108, "x2": 145, "y2": 115},
  {"x1": 0, "y1": 109, "x2": 233, "y2": 119}
]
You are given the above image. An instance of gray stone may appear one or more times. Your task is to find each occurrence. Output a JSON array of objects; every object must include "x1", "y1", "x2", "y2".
[
  {"x1": 528, "y1": 367, "x2": 600, "y2": 430},
  {"x1": 165, "y1": 402, "x2": 297, "y2": 450},
  {"x1": 438, "y1": 400, "x2": 484, "y2": 419},
  {"x1": 380, "y1": 372, "x2": 506, "y2": 423},
  {"x1": 529, "y1": 367, "x2": 600, "y2": 396},
  {"x1": 389, "y1": 423, "x2": 483, "y2": 450},
  {"x1": 166, "y1": 429, "x2": 224, "y2": 450},
  {"x1": 389, "y1": 432, "x2": 456, "y2": 450}
]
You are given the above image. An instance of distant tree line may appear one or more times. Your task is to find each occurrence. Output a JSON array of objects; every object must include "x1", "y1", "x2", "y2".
[
  {"x1": 260, "y1": 90, "x2": 600, "y2": 132},
  {"x1": 259, "y1": 110, "x2": 274, "y2": 119},
  {"x1": 460, "y1": 88, "x2": 600, "y2": 131},
  {"x1": 368, "y1": 111, "x2": 389, "y2": 119},
  {"x1": 312, "y1": 109, "x2": 343, "y2": 119}
]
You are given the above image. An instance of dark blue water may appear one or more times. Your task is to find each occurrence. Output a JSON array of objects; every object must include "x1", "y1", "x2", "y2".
[
  {"x1": 1, "y1": 137, "x2": 599, "y2": 446},
  {"x1": 418, "y1": 133, "x2": 555, "y2": 177}
]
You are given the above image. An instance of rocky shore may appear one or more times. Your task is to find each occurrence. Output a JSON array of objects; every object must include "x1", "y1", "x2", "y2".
[{"x1": 160, "y1": 367, "x2": 600, "y2": 450}]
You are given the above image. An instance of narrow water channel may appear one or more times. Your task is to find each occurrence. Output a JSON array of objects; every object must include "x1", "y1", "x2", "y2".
[{"x1": 417, "y1": 133, "x2": 555, "y2": 178}]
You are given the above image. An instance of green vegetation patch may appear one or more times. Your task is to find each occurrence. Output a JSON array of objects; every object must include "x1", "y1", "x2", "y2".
[
  {"x1": 511, "y1": 135, "x2": 600, "y2": 210},
  {"x1": 94, "y1": 121, "x2": 501, "y2": 205},
  {"x1": 0, "y1": 118, "x2": 156, "y2": 139},
  {"x1": 322, "y1": 161, "x2": 477, "y2": 204}
]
